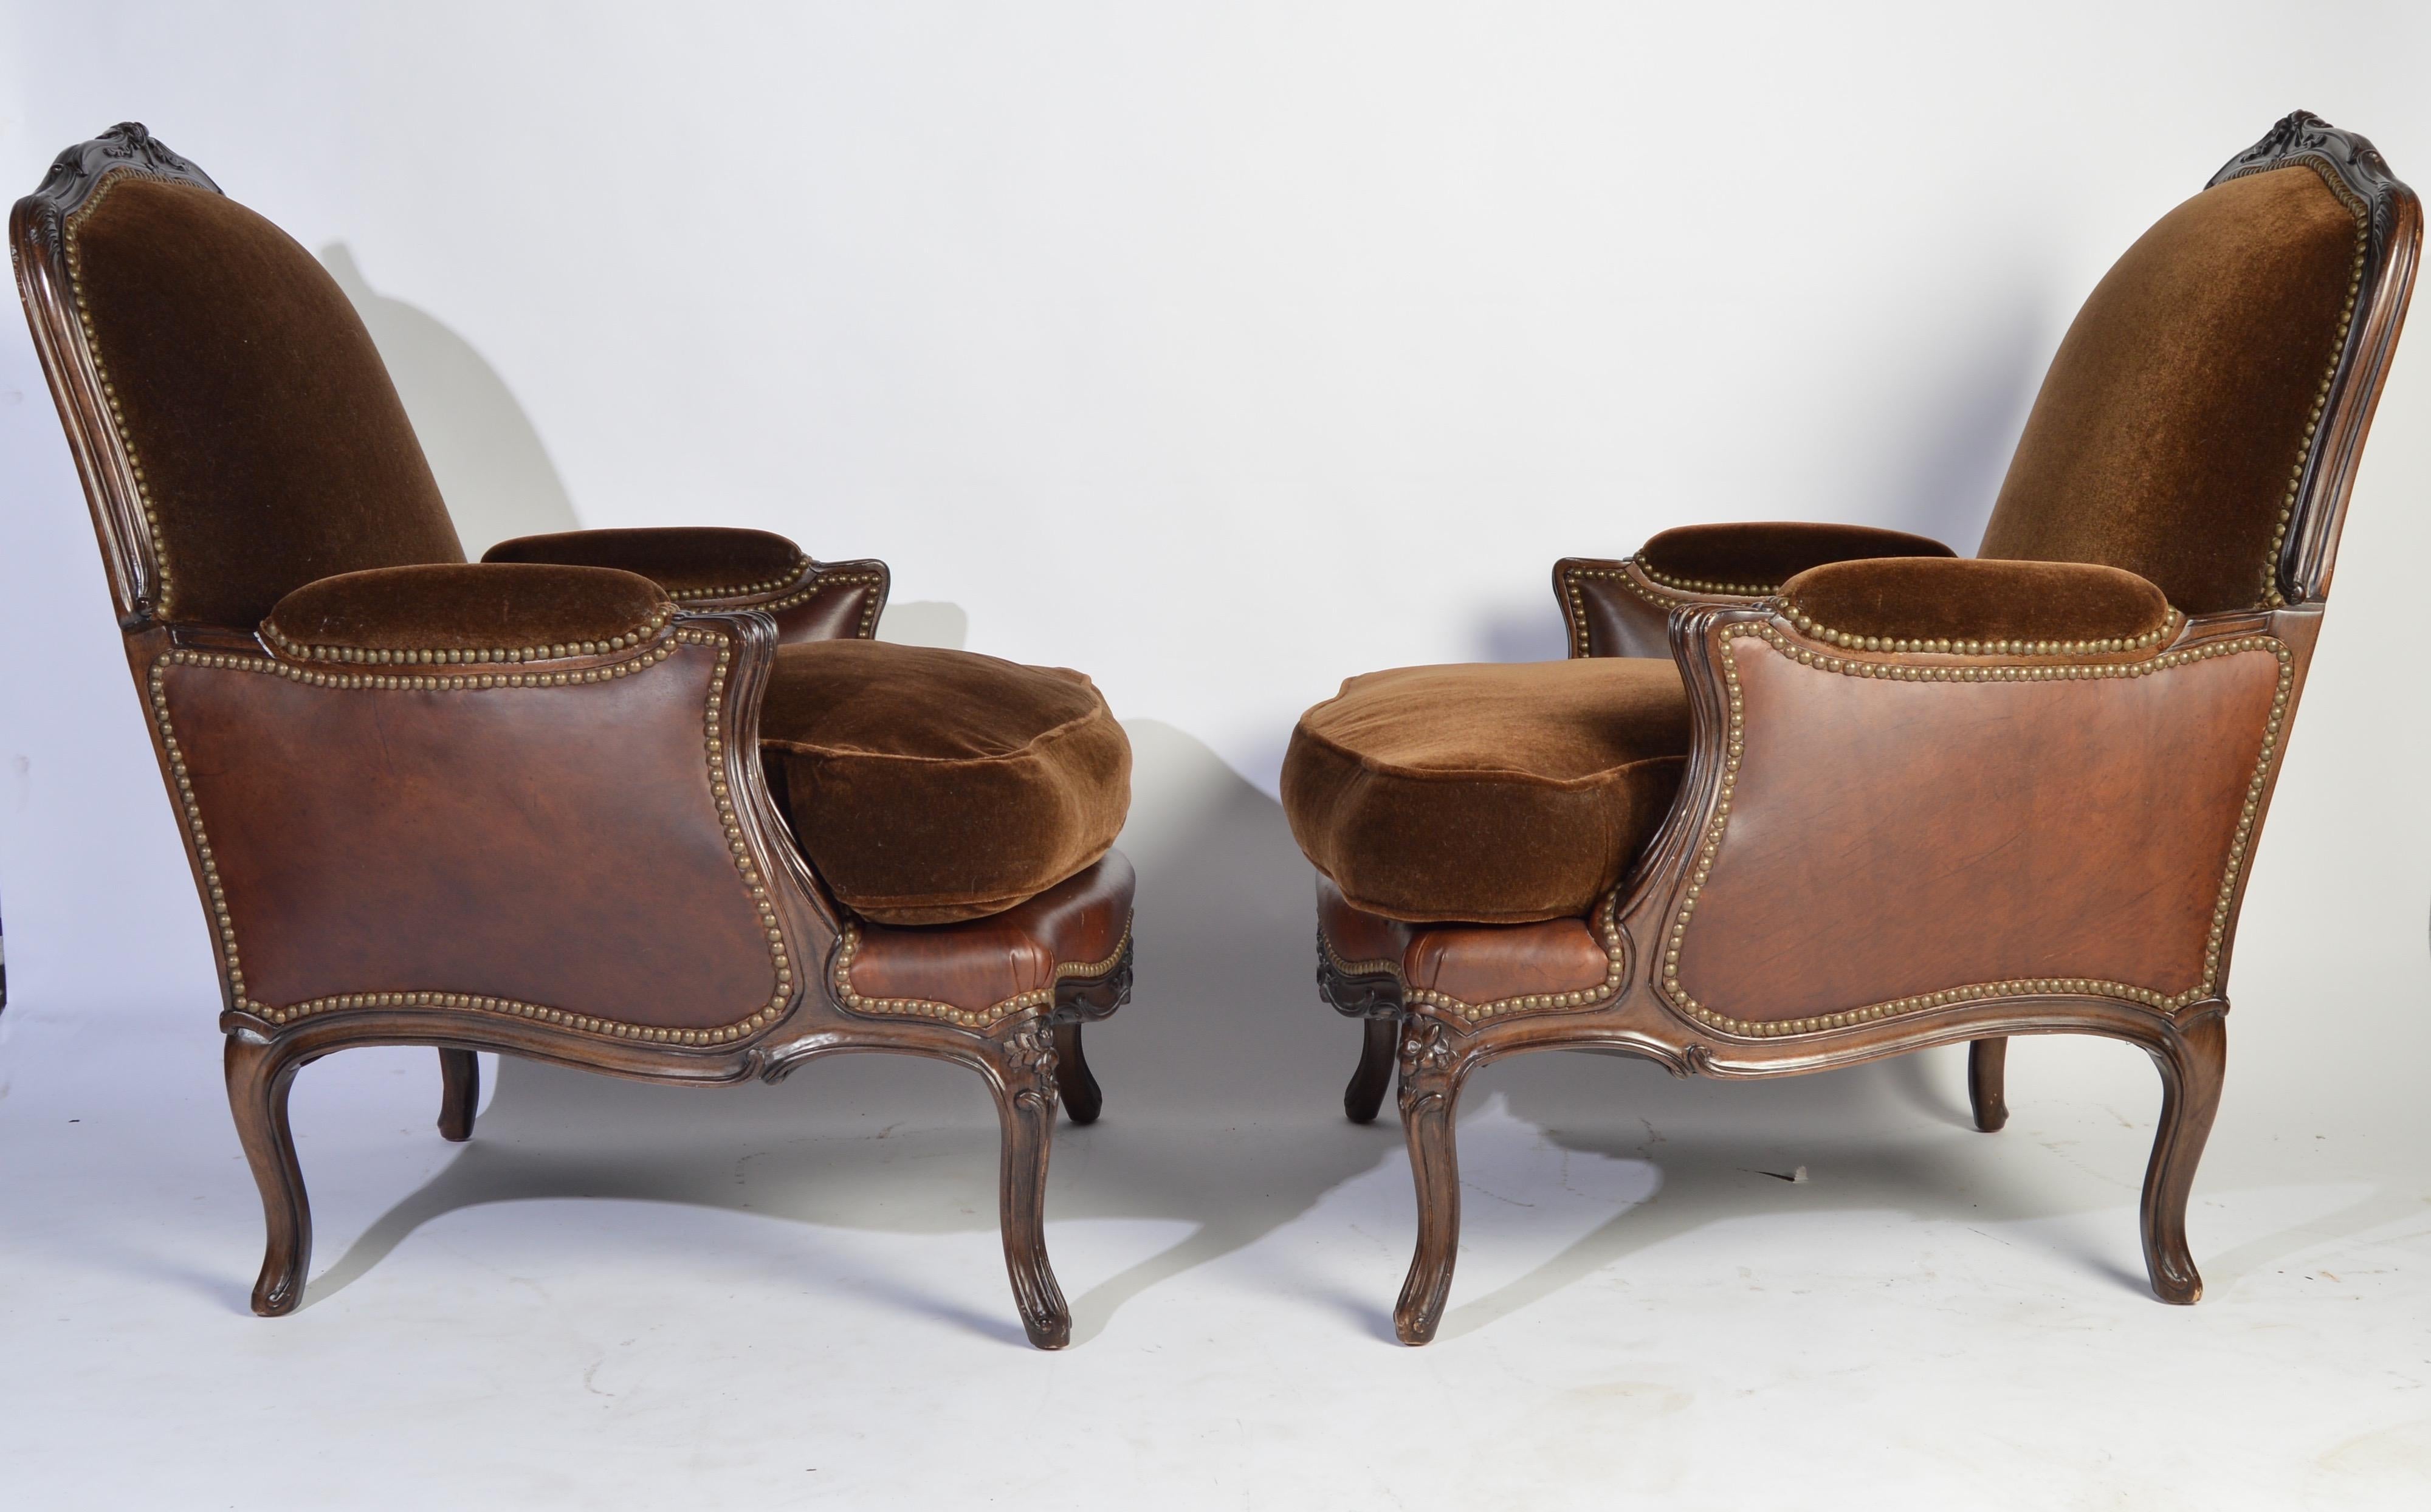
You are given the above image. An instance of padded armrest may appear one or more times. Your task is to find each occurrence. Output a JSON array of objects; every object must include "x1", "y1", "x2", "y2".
[
  {"x1": 482, "y1": 527, "x2": 888, "y2": 644},
  {"x1": 1559, "y1": 522, "x2": 1955, "y2": 659},
  {"x1": 263, "y1": 562, "x2": 672, "y2": 664},
  {"x1": 484, "y1": 526, "x2": 808, "y2": 601},
  {"x1": 1778, "y1": 557, "x2": 2175, "y2": 653},
  {"x1": 1638, "y1": 521, "x2": 1953, "y2": 594}
]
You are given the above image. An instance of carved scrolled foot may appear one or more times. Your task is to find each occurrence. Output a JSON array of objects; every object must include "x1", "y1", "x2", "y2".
[
  {"x1": 224, "y1": 1034, "x2": 312, "y2": 1316},
  {"x1": 1968, "y1": 1037, "x2": 2009, "y2": 1133},
  {"x1": 1393, "y1": 1021, "x2": 1465, "y2": 1345},
  {"x1": 1344, "y1": 1016, "x2": 1398, "y2": 1125},
  {"x1": 437, "y1": 1049, "x2": 480, "y2": 1142},
  {"x1": 1052, "y1": 1023, "x2": 1103, "y2": 1125},
  {"x1": 2141, "y1": 1013, "x2": 2226, "y2": 1305},
  {"x1": 991, "y1": 1022, "x2": 1073, "y2": 1349}
]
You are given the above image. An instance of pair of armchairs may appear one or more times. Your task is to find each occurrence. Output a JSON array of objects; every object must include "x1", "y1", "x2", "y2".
[{"x1": 12, "y1": 112, "x2": 2416, "y2": 1351}]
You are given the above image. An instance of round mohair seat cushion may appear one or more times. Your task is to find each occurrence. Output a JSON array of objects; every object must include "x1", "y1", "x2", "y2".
[
  {"x1": 760, "y1": 641, "x2": 1131, "y2": 926},
  {"x1": 1282, "y1": 659, "x2": 1692, "y2": 925}
]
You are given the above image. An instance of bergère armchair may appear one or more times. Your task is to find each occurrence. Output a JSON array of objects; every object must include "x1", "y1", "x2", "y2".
[
  {"x1": 1285, "y1": 112, "x2": 2418, "y2": 1343},
  {"x1": 12, "y1": 125, "x2": 1135, "y2": 1349}
]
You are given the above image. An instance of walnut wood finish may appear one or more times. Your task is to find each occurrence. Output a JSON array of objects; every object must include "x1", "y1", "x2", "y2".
[
  {"x1": 1319, "y1": 112, "x2": 2418, "y2": 1344},
  {"x1": 1965, "y1": 1038, "x2": 2007, "y2": 1133},
  {"x1": 14, "y1": 125, "x2": 1133, "y2": 1349},
  {"x1": 1343, "y1": 1017, "x2": 1398, "y2": 1125},
  {"x1": 436, "y1": 1049, "x2": 478, "y2": 1142}
]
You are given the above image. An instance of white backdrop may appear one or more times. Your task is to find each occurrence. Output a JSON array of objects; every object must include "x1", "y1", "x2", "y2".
[
  {"x1": 7, "y1": 7, "x2": 2431, "y2": 1506},
  {"x1": 0, "y1": 5, "x2": 2426, "y2": 1108}
]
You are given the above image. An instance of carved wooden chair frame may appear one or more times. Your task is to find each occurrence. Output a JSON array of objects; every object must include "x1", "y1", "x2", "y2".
[
  {"x1": 1318, "y1": 114, "x2": 2421, "y2": 1344},
  {"x1": 12, "y1": 125, "x2": 1130, "y2": 1349}
]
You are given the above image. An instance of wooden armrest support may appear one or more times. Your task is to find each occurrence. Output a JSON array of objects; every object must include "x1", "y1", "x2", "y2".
[{"x1": 1556, "y1": 521, "x2": 1951, "y2": 658}]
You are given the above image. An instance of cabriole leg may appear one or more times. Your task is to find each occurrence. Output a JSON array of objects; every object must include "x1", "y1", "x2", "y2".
[
  {"x1": 1394, "y1": 1022, "x2": 1465, "y2": 1345},
  {"x1": 437, "y1": 1049, "x2": 480, "y2": 1142},
  {"x1": 224, "y1": 1034, "x2": 312, "y2": 1316},
  {"x1": 989, "y1": 1022, "x2": 1072, "y2": 1349},
  {"x1": 1968, "y1": 1037, "x2": 2009, "y2": 1132},
  {"x1": 1344, "y1": 1015, "x2": 1397, "y2": 1124},
  {"x1": 2141, "y1": 1013, "x2": 2227, "y2": 1305},
  {"x1": 1051, "y1": 1023, "x2": 1103, "y2": 1125}
]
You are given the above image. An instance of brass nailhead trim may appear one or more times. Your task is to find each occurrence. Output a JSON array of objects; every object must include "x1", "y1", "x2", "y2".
[
  {"x1": 1559, "y1": 562, "x2": 1764, "y2": 657},
  {"x1": 2230, "y1": 157, "x2": 2371, "y2": 609},
  {"x1": 832, "y1": 920, "x2": 1132, "y2": 1028},
  {"x1": 63, "y1": 169, "x2": 180, "y2": 617},
  {"x1": 1774, "y1": 600, "x2": 2181, "y2": 658},
  {"x1": 758, "y1": 570, "x2": 886, "y2": 636},
  {"x1": 1318, "y1": 892, "x2": 1627, "y2": 1025},
  {"x1": 1657, "y1": 624, "x2": 2295, "y2": 1036},
  {"x1": 1635, "y1": 559, "x2": 1781, "y2": 597},
  {"x1": 663, "y1": 555, "x2": 814, "y2": 602},
  {"x1": 147, "y1": 627, "x2": 792, "y2": 1043},
  {"x1": 262, "y1": 609, "x2": 673, "y2": 667}
]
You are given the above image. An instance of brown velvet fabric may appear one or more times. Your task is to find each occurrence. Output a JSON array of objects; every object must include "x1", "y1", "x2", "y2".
[
  {"x1": 484, "y1": 527, "x2": 806, "y2": 597},
  {"x1": 760, "y1": 641, "x2": 1131, "y2": 925},
  {"x1": 1979, "y1": 164, "x2": 2362, "y2": 613},
  {"x1": 1283, "y1": 659, "x2": 1691, "y2": 924},
  {"x1": 1779, "y1": 557, "x2": 2171, "y2": 646},
  {"x1": 1640, "y1": 521, "x2": 1953, "y2": 588},
  {"x1": 264, "y1": 564, "x2": 672, "y2": 656},
  {"x1": 66, "y1": 173, "x2": 465, "y2": 627}
]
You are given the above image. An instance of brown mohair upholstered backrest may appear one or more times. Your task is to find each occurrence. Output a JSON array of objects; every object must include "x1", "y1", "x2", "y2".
[
  {"x1": 1977, "y1": 162, "x2": 2366, "y2": 614},
  {"x1": 60, "y1": 170, "x2": 464, "y2": 628}
]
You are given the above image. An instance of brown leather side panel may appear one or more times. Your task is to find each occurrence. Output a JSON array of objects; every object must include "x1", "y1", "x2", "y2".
[
  {"x1": 1317, "y1": 878, "x2": 1413, "y2": 969},
  {"x1": 1673, "y1": 634, "x2": 2285, "y2": 1022},
  {"x1": 159, "y1": 642, "x2": 780, "y2": 1028},
  {"x1": 844, "y1": 852, "x2": 1134, "y2": 1015},
  {"x1": 769, "y1": 567, "x2": 888, "y2": 644},
  {"x1": 1555, "y1": 558, "x2": 1683, "y2": 659}
]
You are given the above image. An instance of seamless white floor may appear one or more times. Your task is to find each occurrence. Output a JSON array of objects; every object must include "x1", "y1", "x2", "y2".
[{"x1": 5, "y1": 730, "x2": 2430, "y2": 1511}]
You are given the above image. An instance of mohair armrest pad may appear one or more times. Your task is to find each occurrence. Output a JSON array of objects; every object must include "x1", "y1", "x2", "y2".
[
  {"x1": 1779, "y1": 557, "x2": 2173, "y2": 651},
  {"x1": 263, "y1": 563, "x2": 672, "y2": 662},
  {"x1": 483, "y1": 527, "x2": 809, "y2": 601},
  {"x1": 1638, "y1": 521, "x2": 1953, "y2": 593}
]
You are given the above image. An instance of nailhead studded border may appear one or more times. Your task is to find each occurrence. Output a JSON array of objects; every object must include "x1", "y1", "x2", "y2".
[
  {"x1": 759, "y1": 570, "x2": 886, "y2": 637},
  {"x1": 831, "y1": 919, "x2": 1132, "y2": 1028},
  {"x1": 2216, "y1": 156, "x2": 2371, "y2": 609},
  {"x1": 148, "y1": 627, "x2": 794, "y2": 1044},
  {"x1": 262, "y1": 607, "x2": 673, "y2": 667},
  {"x1": 1317, "y1": 892, "x2": 1629, "y2": 1025},
  {"x1": 63, "y1": 168, "x2": 181, "y2": 617},
  {"x1": 1635, "y1": 560, "x2": 1781, "y2": 596},
  {"x1": 1558, "y1": 562, "x2": 1766, "y2": 657},
  {"x1": 1657, "y1": 623, "x2": 2295, "y2": 1037},
  {"x1": 663, "y1": 556, "x2": 814, "y2": 602},
  {"x1": 1773, "y1": 600, "x2": 2181, "y2": 658}
]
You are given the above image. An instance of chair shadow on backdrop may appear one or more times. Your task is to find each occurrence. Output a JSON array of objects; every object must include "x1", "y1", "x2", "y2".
[
  {"x1": 287, "y1": 268, "x2": 2398, "y2": 1347},
  {"x1": 320, "y1": 243, "x2": 580, "y2": 554}
]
